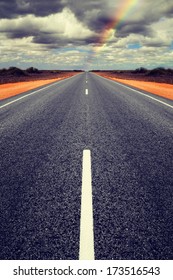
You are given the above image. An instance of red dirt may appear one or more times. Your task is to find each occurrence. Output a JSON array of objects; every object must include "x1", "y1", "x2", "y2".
[
  {"x1": 0, "y1": 74, "x2": 77, "y2": 100},
  {"x1": 95, "y1": 73, "x2": 173, "y2": 101}
]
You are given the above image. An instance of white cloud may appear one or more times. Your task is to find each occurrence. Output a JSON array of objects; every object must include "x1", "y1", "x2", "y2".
[
  {"x1": 0, "y1": 8, "x2": 94, "y2": 40},
  {"x1": 0, "y1": 1, "x2": 173, "y2": 69}
]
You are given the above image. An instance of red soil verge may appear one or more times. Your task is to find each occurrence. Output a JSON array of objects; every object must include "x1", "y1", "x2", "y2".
[
  {"x1": 0, "y1": 74, "x2": 77, "y2": 100},
  {"x1": 95, "y1": 73, "x2": 173, "y2": 101}
]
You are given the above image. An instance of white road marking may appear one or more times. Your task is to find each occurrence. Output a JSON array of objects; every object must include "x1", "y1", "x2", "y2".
[
  {"x1": 97, "y1": 74, "x2": 173, "y2": 109},
  {"x1": 86, "y1": 80, "x2": 88, "y2": 83},
  {"x1": 85, "y1": 89, "x2": 88, "y2": 95},
  {"x1": 79, "y1": 149, "x2": 95, "y2": 260},
  {"x1": 0, "y1": 75, "x2": 77, "y2": 109},
  {"x1": 113, "y1": 80, "x2": 173, "y2": 109}
]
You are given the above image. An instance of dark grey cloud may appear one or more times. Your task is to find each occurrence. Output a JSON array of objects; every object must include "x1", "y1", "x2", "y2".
[
  {"x1": 116, "y1": 22, "x2": 152, "y2": 38},
  {"x1": 1, "y1": 0, "x2": 173, "y2": 35},
  {"x1": 6, "y1": 30, "x2": 36, "y2": 39},
  {"x1": 1, "y1": 22, "x2": 99, "y2": 48},
  {"x1": 87, "y1": 13, "x2": 115, "y2": 32},
  {"x1": 144, "y1": 41, "x2": 170, "y2": 48},
  {"x1": 1, "y1": 0, "x2": 173, "y2": 50},
  {"x1": 66, "y1": 0, "x2": 106, "y2": 31},
  {"x1": 33, "y1": 33, "x2": 99, "y2": 48},
  {"x1": 0, "y1": 0, "x2": 105, "y2": 20},
  {"x1": 0, "y1": 0, "x2": 173, "y2": 69},
  {"x1": 0, "y1": 0, "x2": 106, "y2": 31},
  {"x1": 65, "y1": 0, "x2": 173, "y2": 34},
  {"x1": 166, "y1": 5, "x2": 173, "y2": 16},
  {"x1": 33, "y1": 34, "x2": 71, "y2": 46},
  {"x1": 0, "y1": 0, "x2": 64, "y2": 18}
]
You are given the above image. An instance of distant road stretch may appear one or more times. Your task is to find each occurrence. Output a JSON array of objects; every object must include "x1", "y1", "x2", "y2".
[{"x1": 0, "y1": 72, "x2": 173, "y2": 260}]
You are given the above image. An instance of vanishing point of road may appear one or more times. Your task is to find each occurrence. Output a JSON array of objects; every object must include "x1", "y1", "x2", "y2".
[{"x1": 0, "y1": 72, "x2": 173, "y2": 260}]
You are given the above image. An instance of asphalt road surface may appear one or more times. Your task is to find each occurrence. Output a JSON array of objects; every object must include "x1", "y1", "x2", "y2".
[{"x1": 0, "y1": 72, "x2": 173, "y2": 260}]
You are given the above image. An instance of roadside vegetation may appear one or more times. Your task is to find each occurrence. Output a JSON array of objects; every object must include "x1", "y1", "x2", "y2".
[
  {"x1": 92, "y1": 67, "x2": 173, "y2": 84},
  {"x1": 0, "y1": 67, "x2": 83, "y2": 84}
]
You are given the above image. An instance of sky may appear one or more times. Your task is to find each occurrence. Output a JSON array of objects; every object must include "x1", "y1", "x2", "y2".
[{"x1": 0, "y1": 0, "x2": 173, "y2": 70}]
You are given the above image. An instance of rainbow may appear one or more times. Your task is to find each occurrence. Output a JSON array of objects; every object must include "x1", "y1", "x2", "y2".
[{"x1": 86, "y1": 0, "x2": 139, "y2": 66}]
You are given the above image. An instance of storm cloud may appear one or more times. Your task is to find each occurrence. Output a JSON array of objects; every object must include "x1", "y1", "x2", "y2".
[
  {"x1": 0, "y1": 0, "x2": 173, "y2": 69},
  {"x1": 0, "y1": 0, "x2": 64, "y2": 18},
  {"x1": 1, "y1": 0, "x2": 173, "y2": 40}
]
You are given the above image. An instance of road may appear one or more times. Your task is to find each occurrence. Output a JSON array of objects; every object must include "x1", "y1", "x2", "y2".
[{"x1": 0, "y1": 72, "x2": 173, "y2": 260}]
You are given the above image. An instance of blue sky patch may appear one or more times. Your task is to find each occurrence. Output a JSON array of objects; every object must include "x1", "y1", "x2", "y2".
[
  {"x1": 127, "y1": 43, "x2": 141, "y2": 49},
  {"x1": 169, "y1": 42, "x2": 173, "y2": 50}
]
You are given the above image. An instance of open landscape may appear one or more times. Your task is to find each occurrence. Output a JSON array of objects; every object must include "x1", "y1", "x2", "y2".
[
  {"x1": 1, "y1": 67, "x2": 173, "y2": 101},
  {"x1": 0, "y1": 67, "x2": 82, "y2": 100},
  {"x1": 93, "y1": 68, "x2": 173, "y2": 101},
  {"x1": 1, "y1": 0, "x2": 173, "y2": 270}
]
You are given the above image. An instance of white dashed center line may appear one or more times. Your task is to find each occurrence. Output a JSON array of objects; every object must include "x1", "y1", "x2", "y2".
[
  {"x1": 79, "y1": 149, "x2": 95, "y2": 260},
  {"x1": 85, "y1": 89, "x2": 88, "y2": 95}
]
